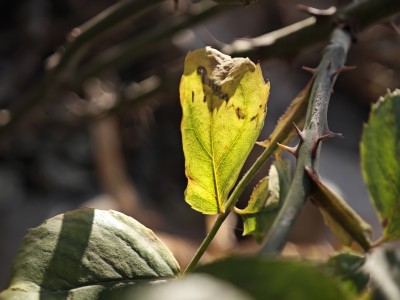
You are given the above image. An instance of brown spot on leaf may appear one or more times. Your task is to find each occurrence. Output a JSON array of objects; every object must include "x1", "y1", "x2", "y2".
[
  {"x1": 197, "y1": 66, "x2": 207, "y2": 84},
  {"x1": 250, "y1": 115, "x2": 257, "y2": 121},
  {"x1": 203, "y1": 95, "x2": 207, "y2": 103},
  {"x1": 382, "y1": 218, "x2": 389, "y2": 228},
  {"x1": 191, "y1": 91, "x2": 194, "y2": 102},
  {"x1": 197, "y1": 65, "x2": 229, "y2": 102},
  {"x1": 236, "y1": 107, "x2": 245, "y2": 119}
]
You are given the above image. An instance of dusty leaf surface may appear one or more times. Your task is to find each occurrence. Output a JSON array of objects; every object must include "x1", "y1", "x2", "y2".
[{"x1": 0, "y1": 208, "x2": 179, "y2": 300}]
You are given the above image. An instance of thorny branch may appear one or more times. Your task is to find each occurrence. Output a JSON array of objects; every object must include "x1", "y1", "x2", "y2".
[
  {"x1": 185, "y1": 0, "x2": 400, "y2": 272},
  {"x1": 260, "y1": 28, "x2": 352, "y2": 255},
  {"x1": 184, "y1": 28, "x2": 353, "y2": 272}
]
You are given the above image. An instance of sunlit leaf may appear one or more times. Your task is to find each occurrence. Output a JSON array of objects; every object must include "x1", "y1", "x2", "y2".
[
  {"x1": 0, "y1": 208, "x2": 179, "y2": 300},
  {"x1": 360, "y1": 89, "x2": 400, "y2": 242},
  {"x1": 306, "y1": 167, "x2": 371, "y2": 251},
  {"x1": 196, "y1": 257, "x2": 353, "y2": 300},
  {"x1": 237, "y1": 161, "x2": 291, "y2": 242},
  {"x1": 180, "y1": 47, "x2": 270, "y2": 214}
]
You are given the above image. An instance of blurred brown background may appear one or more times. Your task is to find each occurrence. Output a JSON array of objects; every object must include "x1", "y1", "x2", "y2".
[{"x1": 0, "y1": 0, "x2": 399, "y2": 288}]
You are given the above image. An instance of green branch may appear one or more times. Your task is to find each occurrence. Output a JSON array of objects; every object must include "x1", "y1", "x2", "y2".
[{"x1": 259, "y1": 28, "x2": 352, "y2": 255}]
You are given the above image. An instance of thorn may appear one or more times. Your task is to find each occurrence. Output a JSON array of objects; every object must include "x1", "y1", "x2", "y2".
[
  {"x1": 339, "y1": 65, "x2": 357, "y2": 73},
  {"x1": 320, "y1": 130, "x2": 343, "y2": 140},
  {"x1": 293, "y1": 123, "x2": 305, "y2": 141},
  {"x1": 331, "y1": 65, "x2": 356, "y2": 79},
  {"x1": 277, "y1": 142, "x2": 298, "y2": 157},
  {"x1": 297, "y1": 5, "x2": 336, "y2": 17},
  {"x1": 311, "y1": 131, "x2": 342, "y2": 158},
  {"x1": 302, "y1": 66, "x2": 317, "y2": 75}
]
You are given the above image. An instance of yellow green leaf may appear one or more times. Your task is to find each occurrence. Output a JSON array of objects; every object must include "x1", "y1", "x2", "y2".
[
  {"x1": 237, "y1": 161, "x2": 291, "y2": 242},
  {"x1": 180, "y1": 47, "x2": 270, "y2": 214},
  {"x1": 306, "y1": 168, "x2": 371, "y2": 252},
  {"x1": 360, "y1": 89, "x2": 400, "y2": 242}
]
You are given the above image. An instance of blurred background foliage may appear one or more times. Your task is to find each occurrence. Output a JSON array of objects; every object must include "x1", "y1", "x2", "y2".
[{"x1": 0, "y1": 0, "x2": 399, "y2": 288}]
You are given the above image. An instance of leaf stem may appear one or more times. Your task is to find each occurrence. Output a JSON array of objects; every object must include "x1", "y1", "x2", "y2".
[
  {"x1": 184, "y1": 213, "x2": 227, "y2": 274},
  {"x1": 259, "y1": 28, "x2": 352, "y2": 255}
]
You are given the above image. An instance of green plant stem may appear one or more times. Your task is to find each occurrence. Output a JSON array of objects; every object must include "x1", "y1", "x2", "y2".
[
  {"x1": 184, "y1": 213, "x2": 227, "y2": 274},
  {"x1": 260, "y1": 28, "x2": 352, "y2": 255}
]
